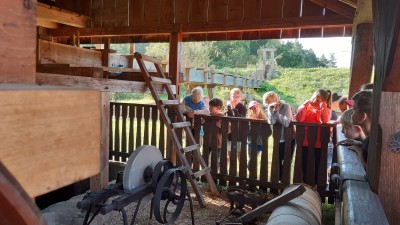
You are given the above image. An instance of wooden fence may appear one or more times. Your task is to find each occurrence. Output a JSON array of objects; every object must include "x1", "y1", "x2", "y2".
[{"x1": 109, "y1": 102, "x2": 337, "y2": 201}]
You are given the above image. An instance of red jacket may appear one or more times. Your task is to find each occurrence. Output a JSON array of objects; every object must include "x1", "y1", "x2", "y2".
[{"x1": 296, "y1": 101, "x2": 331, "y2": 148}]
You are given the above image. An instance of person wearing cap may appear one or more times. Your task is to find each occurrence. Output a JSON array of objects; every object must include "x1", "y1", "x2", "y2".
[
  {"x1": 263, "y1": 91, "x2": 295, "y2": 180},
  {"x1": 338, "y1": 96, "x2": 353, "y2": 113}
]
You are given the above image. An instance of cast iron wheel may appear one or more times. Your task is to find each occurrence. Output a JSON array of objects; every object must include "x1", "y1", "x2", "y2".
[
  {"x1": 152, "y1": 160, "x2": 174, "y2": 193},
  {"x1": 153, "y1": 168, "x2": 187, "y2": 224}
]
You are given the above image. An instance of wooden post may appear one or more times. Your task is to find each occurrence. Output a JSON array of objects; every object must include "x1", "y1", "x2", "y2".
[
  {"x1": 168, "y1": 32, "x2": 182, "y2": 165},
  {"x1": 90, "y1": 92, "x2": 110, "y2": 191},
  {"x1": 369, "y1": 1, "x2": 400, "y2": 223},
  {"x1": 0, "y1": 0, "x2": 36, "y2": 84},
  {"x1": 169, "y1": 32, "x2": 182, "y2": 99},
  {"x1": 348, "y1": 23, "x2": 373, "y2": 98}
]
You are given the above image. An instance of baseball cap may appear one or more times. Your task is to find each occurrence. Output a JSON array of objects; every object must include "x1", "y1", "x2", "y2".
[
  {"x1": 344, "y1": 99, "x2": 354, "y2": 107},
  {"x1": 248, "y1": 100, "x2": 260, "y2": 109}
]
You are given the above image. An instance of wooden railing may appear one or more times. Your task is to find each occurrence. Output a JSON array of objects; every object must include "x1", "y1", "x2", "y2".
[
  {"x1": 335, "y1": 125, "x2": 388, "y2": 224},
  {"x1": 109, "y1": 103, "x2": 168, "y2": 162},
  {"x1": 109, "y1": 102, "x2": 337, "y2": 200}
]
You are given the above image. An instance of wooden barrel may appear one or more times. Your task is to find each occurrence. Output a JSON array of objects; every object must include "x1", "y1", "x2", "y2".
[{"x1": 266, "y1": 184, "x2": 322, "y2": 225}]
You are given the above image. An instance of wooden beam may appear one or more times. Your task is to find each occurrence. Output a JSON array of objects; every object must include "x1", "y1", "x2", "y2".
[
  {"x1": 90, "y1": 92, "x2": 110, "y2": 192},
  {"x1": 36, "y1": 73, "x2": 176, "y2": 94},
  {"x1": 169, "y1": 32, "x2": 182, "y2": 98},
  {"x1": 348, "y1": 23, "x2": 373, "y2": 98},
  {"x1": 0, "y1": 84, "x2": 101, "y2": 198},
  {"x1": 339, "y1": 0, "x2": 358, "y2": 8},
  {"x1": 37, "y1": 2, "x2": 90, "y2": 28},
  {"x1": 36, "y1": 18, "x2": 59, "y2": 29},
  {"x1": 307, "y1": 0, "x2": 355, "y2": 19},
  {"x1": 49, "y1": 15, "x2": 352, "y2": 37}
]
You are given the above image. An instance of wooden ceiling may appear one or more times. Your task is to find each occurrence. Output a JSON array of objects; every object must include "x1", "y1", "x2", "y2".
[{"x1": 37, "y1": 0, "x2": 356, "y2": 43}]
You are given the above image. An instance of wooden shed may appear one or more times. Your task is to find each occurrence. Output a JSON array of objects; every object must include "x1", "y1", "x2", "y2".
[{"x1": 1, "y1": 0, "x2": 400, "y2": 224}]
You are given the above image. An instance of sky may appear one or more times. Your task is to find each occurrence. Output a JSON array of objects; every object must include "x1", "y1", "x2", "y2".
[{"x1": 295, "y1": 37, "x2": 352, "y2": 68}]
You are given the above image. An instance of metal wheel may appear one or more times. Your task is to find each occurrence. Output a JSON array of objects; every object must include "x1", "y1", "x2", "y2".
[
  {"x1": 153, "y1": 168, "x2": 187, "y2": 224},
  {"x1": 152, "y1": 160, "x2": 173, "y2": 193}
]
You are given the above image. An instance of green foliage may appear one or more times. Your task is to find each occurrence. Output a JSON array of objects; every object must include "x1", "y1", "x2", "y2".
[
  {"x1": 259, "y1": 67, "x2": 350, "y2": 108},
  {"x1": 110, "y1": 93, "x2": 146, "y2": 101}
]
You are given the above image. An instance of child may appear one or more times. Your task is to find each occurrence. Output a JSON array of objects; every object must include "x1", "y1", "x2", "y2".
[
  {"x1": 338, "y1": 109, "x2": 366, "y2": 143},
  {"x1": 209, "y1": 98, "x2": 225, "y2": 149},
  {"x1": 296, "y1": 89, "x2": 332, "y2": 184}
]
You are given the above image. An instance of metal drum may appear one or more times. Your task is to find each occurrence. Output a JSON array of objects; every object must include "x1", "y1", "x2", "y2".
[{"x1": 266, "y1": 184, "x2": 322, "y2": 225}]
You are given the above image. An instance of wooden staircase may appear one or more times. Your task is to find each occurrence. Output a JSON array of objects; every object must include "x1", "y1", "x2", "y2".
[{"x1": 134, "y1": 52, "x2": 219, "y2": 207}]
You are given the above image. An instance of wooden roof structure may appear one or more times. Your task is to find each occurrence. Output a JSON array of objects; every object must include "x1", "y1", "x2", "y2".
[{"x1": 2, "y1": 0, "x2": 400, "y2": 224}]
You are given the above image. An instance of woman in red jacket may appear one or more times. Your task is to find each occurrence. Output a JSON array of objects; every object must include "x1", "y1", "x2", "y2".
[{"x1": 296, "y1": 89, "x2": 332, "y2": 184}]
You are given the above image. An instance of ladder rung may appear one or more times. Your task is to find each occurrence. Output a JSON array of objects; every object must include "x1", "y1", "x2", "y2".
[
  {"x1": 193, "y1": 167, "x2": 211, "y2": 179},
  {"x1": 141, "y1": 55, "x2": 162, "y2": 65},
  {"x1": 150, "y1": 76, "x2": 171, "y2": 84},
  {"x1": 171, "y1": 122, "x2": 192, "y2": 129},
  {"x1": 160, "y1": 100, "x2": 180, "y2": 106},
  {"x1": 182, "y1": 144, "x2": 200, "y2": 153}
]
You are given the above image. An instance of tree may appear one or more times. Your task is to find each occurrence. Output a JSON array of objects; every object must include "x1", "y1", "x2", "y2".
[
  {"x1": 327, "y1": 53, "x2": 337, "y2": 68},
  {"x1": 318, "y1": 54, "x2": 329, "y2": 67}
]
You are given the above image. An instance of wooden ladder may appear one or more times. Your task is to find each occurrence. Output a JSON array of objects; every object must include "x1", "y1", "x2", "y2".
[{"x1": 134, "y1": 52, "x2": 219, "y2": 207}]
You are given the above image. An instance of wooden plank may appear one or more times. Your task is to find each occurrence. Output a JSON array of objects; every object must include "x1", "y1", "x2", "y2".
[
  {"x1": 160, "y1": 0, "x2": 175, "y2": 25},
  {"x1": 261, "y1": 0, "x2": 283, "y2": 19},
  {"x1": 243, "y1": 0, "x2": 262, "y2": 20},
  {"x1": 37, "y1": 64, "x2": 104, "y2": 78},
  {"x1": 130, "y1": 0, "x2": 143, "y2": 27},
  {"x1": 377, "y1": 92, "x2": 400, "y2": 224},
  {"x1": 121, "y1": 105, "x2": 128, "y2": 160},
  {"x1": 238, "y1": 184, "x2": 306, "y2": 223},
  {"x1": 281, "y1": 125, "x2": 295, "y2": 185},
  {"x1": 324, "y1": 26, "x2": 345, "y2": 37},
  {"x1": 0, "y1": 85, "x2": 101, "y2": 198},
  {"x1": 229, "y1": 120, "x2": 239, "y2": 177},
  {"x1": 175, "y1": 0, "x2": 190, "y2": 24},
  {"x1": 0, "y1": 0, "x2": 36, "y2": 84},
  {"x1": 135, "y1": 106, "x2": 143, "y2": 148},
  {"x1": 349, "y1": 23, "x2": 373, "y2": 98},
  {"x1": 169, "y1": 32, "x2": 182, "y2": 97},
  {"x1": 259, "y1": 123, "x2": 272, "y2": 185},
  {"x1": 37, "y1": 18, "x2": 59, "y2": 29},
  {"x1": 208, "y1": 0, "x2": 228, "y2": 23},
  {"x1": 293, "y1": 125, "x2": 305, "y2": 183},
  {"x1": 300, "y1": 28, "x2": 322, "y2": 38},
  {"x1": 36, "y1": 73, "x2": 176, "y2": 93},
  {"x1": 342, "y1": 180, "x2": 389, "y2": 225},
  {"x1": 270, "y1": 124, "x2": 282, "y2": 186},
  {"x1": 114, "y1": 104, "x2": 121, "y2": 161},
  {"x1": 228, "y1": 0, "x2": 244, "y2": 21},
  {"x1": 143, "y1": 0, "x2": 161, "y2": 25},
  {"x1": 39, "y1": 40, "x2": 102, "y2": 66},
  {"x1": 189, "y1": 0, "x2": 208, "y2": 23},
  {"x1": 302, "y1": 0, "x2": 324, "y2": 17},
  {"x1": 304, "y1": 126, "x2": 318, "y2": 185},
  {"x1": 151, "y1": 107, "x2": 158, "y2": 146},
  {"x1": 90, "y1": 92, "x2": 110, "y2": 191},
  {"x1": 239, "y1": 121, "x2": 250, "y2": 182},
  {"x1": 50, "y1": 15, "x2": 352, "y2": 37},
  {"x1": 281, "y1": 29, "x2": 299, "y2": 38},
  {"x1": 384, "y1": 31, "x2": 400, "y2": 92},
  {"x1": 128, "y1": 105, "x2": 135, "y2": 154},
  {"x1": 307, "y1": 0, "x2": 355, "y2": 19},
  {"x1": 143, "y1": 106, "x2": 151, "y2": 145},
  {"x1": 283, "y1": 0, "x2": 301, "y2": 18},
  {"x1": 260, "y1": 29, "x2": 281, "y2": 39},
  {"x1": 37, "y1": 2, "x2": 90, "y2": 28}
]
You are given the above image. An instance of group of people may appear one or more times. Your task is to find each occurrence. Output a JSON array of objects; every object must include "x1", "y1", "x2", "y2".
[{"x1": 180, "y1": 83, "x2": 373, "y2": 183}]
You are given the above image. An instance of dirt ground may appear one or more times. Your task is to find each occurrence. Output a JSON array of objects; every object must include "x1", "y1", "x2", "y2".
[{"x1": 105, "y1": 184, "x2": 270, "y2": 225}]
